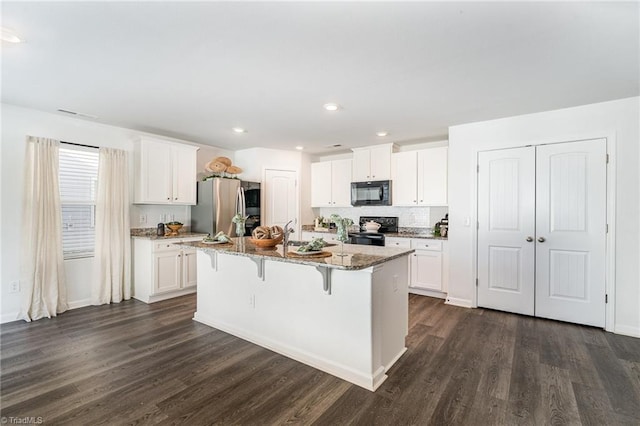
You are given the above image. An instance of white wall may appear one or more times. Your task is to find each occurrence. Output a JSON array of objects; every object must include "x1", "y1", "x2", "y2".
[
  {"x1": 447, "y1": 97, "x2": 640, "y2": 337},
  {"x1": 0, "y1": 104, "x2": 232, "y2": 322},
  {"x1": 233, "y1": 147, "x2": 311, "y2": 234}
]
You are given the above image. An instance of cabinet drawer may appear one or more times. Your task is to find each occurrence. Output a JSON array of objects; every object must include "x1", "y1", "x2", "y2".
[
  {"x1": 410, "y1": 239, "x2": 442, "y2": 251},
  {"x1": 153, "y1": 241, "x2": 180, "y2": 252},
  {"x1": 385, "y1": 237, "x2": 411, "y2": 248}
]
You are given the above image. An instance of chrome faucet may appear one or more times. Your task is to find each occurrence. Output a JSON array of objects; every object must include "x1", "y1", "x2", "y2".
[{"x1": 282, "y1": 220, "x2": 295, "y2": 248}]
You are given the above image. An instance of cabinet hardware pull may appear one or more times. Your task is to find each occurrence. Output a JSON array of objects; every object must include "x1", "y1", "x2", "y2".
[
  {"x1": 526, "y1": 236, "x2": 533, "y2": 242},
  {"x1": 167, "y1": 197, "x2": 170, "y2": 200},
  {"x1": 538, "y1": 237, "x2": 546, "y2": 243}
]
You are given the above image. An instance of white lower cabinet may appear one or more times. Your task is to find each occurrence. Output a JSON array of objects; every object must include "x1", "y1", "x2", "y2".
[
  {"x1": 133, "y1": 236, "x2": 201, "y2": 303},
  {"x1": 387, "y1": 237, "x2": 448, "y2": 298}
]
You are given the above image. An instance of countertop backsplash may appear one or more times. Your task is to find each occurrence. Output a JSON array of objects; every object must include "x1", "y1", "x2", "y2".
[
  {"x1": 130, "y1": 204, "x2": 191, "y2": 228},
  {"x1": 314, "y1": 206, "x2": 448, "y2": 229}
]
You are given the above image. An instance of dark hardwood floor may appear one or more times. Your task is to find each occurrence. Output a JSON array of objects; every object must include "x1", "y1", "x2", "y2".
[{"x1": 1, "y1": 294, "x2": 639, "y2": 425}]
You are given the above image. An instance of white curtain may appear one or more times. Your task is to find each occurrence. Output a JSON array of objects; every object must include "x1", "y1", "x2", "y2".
[
  {"x1": 92, "y1": 147, "x2": 131, "y2": 305},
  {"x1": 20, "y1": 136, "x2": 68, "y2": 321}
]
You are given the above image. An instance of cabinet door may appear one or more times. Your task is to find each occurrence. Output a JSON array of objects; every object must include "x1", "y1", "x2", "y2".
[
  {"x1": 311, "y1": 162, "x2": 332, "y2": 207},
  {"x1": 392, "y1": 152, "x2": 418, "y2": 206},
  {"x1": 153, "y1": 251, "x2": 182, "y2": 294},
  {"x1": 417, "y1": 147, "x2": 448, "y2": 206},
  {"x1": 182, "y1": 249, "x2": 198, "y2": 288},
  {"x1": 172, "y1": 145, "x2": 197, "y2": 205},
  {"x1": 410, "y1": 250, "x2": 443, "y2": 291},
  {"x1": 369, "y1": 145, "x2": 392, "y2": 180},
  {"x1": 352, "y1": 149, "x2": 371, "y2": 181},
  {"x1": 331, "y1": 159, "x2": 352, "y2": 207},
  {"x1": 140, "y1": 140, "x2": 172, "y2": 203}
]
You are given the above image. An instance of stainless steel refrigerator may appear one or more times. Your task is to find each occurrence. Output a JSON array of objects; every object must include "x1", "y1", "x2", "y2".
[{"x1": 191, "y1": 178, "x2": 260, "y2": 237}]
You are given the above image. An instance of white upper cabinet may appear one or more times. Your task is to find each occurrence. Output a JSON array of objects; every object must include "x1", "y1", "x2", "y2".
[
  {"x1": 417, "y1": 147, "x2": 448, "y2": 206},
  {"x1": 134, "y1": 137, "x2": 199, "y2": 205},
  {"x1": 311, "y1": 159, "x2": 352, "y2": 207},
  {"x1": 392, "y1": 146, "x2": 448, "y2": 206},
  {"x1": 392, "y1": 151, "x2": 419, "y2": 205},
  {"x1": 352, "y1": 143, "x2": 394, "y2": 181}
]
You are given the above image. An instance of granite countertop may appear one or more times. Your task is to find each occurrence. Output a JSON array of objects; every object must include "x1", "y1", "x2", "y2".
[
  {"x1": 301, "y1": 225, "x2": 447, "y2": 240},
  {"x1": 130, "y1": 228, "x2": 208, "y2": 240},
  {"x1": 179, "y1": 237, "x2": 414, "y2": 271}
]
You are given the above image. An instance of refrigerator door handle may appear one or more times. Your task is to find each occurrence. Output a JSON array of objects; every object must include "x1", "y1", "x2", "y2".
[{"x1": 240, "y1": 187, "x2": 247, "y2": 217}]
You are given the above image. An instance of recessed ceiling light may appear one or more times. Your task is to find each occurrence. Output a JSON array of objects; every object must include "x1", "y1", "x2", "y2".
[
  {"x1": 376, "y1": 131, "x2": 389, "y2": 137},
  {"x1": 323, "y1": 103, "x2": 341, "y2": 111},
  {"x1": 1, "y1": 27, "x2": 22, "y2": 43},
  {"x1": 232, "y1": 127, "x2": 247, "y2": 133},
  {"x1": 295, "y1": 146, "x2": 304, "y2": 150}
]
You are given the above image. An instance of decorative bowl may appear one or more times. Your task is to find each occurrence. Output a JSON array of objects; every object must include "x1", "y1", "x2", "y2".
[
  {"x1": 249, "y1": 236, "x2": 283, "y2": 248},
  {"x1": 364, "y1": 221, "x2": 381, "y2": 232},
  {"x1": 166, "y1": 223, "x2": 183, "y2": 236}
]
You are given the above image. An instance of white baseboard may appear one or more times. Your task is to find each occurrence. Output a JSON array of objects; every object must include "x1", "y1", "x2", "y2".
[
  {"x1": 134, "y1": 288, "x2": 196, "y2": 304},
  {"x1": 409, "y1": 288, "x2": 447, "y2": 299},
  {"x1": 193, "y1": 311, "x2": 399, "y2": 391},
  {"x1": 614, "y1": 324, "x2": 640, "y2": 338},
  {"x1": 445, "y1": 296, "x2": 473, "y2": 308},
  {"x1": 1, "y1": 311, "x2": 20, "y2": 324},
  {"x1": 1, "y1": 297, "x2": 93, "y2": 324},
  {"x1": 68, "y1": 298, "x2": 92, "y2": 310}
]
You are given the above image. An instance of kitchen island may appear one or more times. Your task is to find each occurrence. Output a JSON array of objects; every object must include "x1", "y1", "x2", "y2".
[{"x1": 181, "y1": 237, "x2": 413, "y2": 391}]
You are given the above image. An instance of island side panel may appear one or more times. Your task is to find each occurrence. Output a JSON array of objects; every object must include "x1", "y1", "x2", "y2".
[
  {"x1": 194, "y1": 250, "x2": 385, "y2": 390},
  {"x1": 371, "y1": 255, "x2": 409, "y2": 373}
]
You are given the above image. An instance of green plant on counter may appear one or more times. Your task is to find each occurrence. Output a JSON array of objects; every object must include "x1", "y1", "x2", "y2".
[
  {"x1": 433, "y1": 222, "x2": 441, "y2": 237},
  {"x1": 329, "y1": 214, "x2": 353, "y2": 243},
  {"x1": 231, "y1": 213, "x2": 248, "y2": 224},
  {"x1": 166, "y1": 221, "x2": 183, "y2": 225}
]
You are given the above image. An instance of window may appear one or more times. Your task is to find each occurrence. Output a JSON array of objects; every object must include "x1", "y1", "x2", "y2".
[{"x1": 59, "y1": 145, "x2": 99, "y2": 259}]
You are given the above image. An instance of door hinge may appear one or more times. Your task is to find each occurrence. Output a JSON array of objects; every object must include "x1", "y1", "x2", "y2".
[
  {"x1": 605, "y1": 294, "x2": 608, "y2": 303},
  {"x1": 606, "y1": 154, "x2": 609, "y2": 164},
  {"x1": 477, "y1": 164, "x2": 479, "y2": 173},
  {"x1": 476, "y1": 278, "x2": 479, "y2": 287},
  {"x1": 606, "y1": 224, "x2": 609, "y2": 233},
  {"x1": 477, "y1": 221, "x2": 479, "y2": 229}
]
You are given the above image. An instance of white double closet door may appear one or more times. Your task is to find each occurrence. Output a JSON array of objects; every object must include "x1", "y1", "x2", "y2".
[{"x1": 477, "y1": 139, "x2": 607, "y2": 327}]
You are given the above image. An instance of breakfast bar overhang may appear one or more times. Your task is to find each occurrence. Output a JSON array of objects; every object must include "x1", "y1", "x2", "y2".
[{"x1": 182, "y1": 238, "x2": 414, "y2": 391}]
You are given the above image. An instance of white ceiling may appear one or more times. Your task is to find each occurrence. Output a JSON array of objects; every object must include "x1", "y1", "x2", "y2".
[{"x1": 2, "y1": 2, "x2": 638, "y2": 154}]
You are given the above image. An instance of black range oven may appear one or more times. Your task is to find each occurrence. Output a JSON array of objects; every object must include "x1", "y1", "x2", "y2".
[{"x1": 348, "y1": 216, "x2": 398, "y2": 247}]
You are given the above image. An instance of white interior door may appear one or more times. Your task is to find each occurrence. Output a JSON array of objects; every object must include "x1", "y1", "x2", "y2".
[
  {"x1": 264, "y1": 169, "x2": 297, "y2": 231},
  {"x1": 477, "y1": 139, "x2": 607, "y2": 328},
  {"x1": 535, "y1": 139, "x2": 607, "y2": 327},
  {"x1": 477, "y1": 147, "x2": 536, "y2": 315}
]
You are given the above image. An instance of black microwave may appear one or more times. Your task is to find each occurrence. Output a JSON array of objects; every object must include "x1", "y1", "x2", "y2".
[{"x1": 351, "y1": 180, "x2": 391, "y2": 206}]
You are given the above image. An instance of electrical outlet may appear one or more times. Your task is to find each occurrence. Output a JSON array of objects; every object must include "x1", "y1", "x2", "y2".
[
  {"x1": 139, "y1": 214, "x2": 147, "y2": 225},
  {"x1": 9, "y1": 281, "x2": 20, "y2": 293}
]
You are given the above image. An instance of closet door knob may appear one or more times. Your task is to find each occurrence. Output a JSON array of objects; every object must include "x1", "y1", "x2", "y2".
[
  {"x1": 538, "y1": 237, "x2": 546, "y2": 243},
  {"x1": 526, "y1": 236, "x2": 533, "y2": 242}
]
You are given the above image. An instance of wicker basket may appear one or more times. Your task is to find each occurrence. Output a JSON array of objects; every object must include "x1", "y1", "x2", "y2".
[{"x1": 249, "y1": 236, "x2": 283, "y2": 248}]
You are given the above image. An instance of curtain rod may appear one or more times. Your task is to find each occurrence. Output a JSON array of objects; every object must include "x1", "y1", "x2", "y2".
[{"x1": 61, "y1": 141, "x2": 99, "y2": 149}]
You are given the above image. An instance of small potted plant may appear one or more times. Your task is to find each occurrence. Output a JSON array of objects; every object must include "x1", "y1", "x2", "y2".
[{"x1": 232, "y1": 213, "x2": 248, "y2": 237}]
